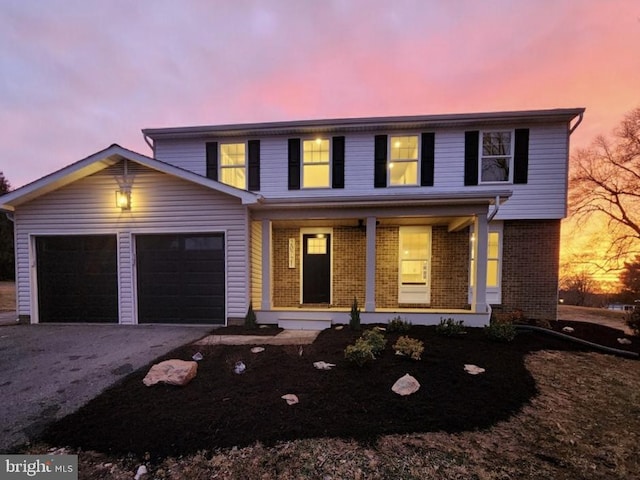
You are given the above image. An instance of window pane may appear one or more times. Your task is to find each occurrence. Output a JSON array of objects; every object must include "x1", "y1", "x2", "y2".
[
  {"x1": 481, "y1": 158, "x2": 509, "y2": 182},
  {"x1": 488, "y1": 232, "x2": 499, "y2": 258},
  {"x1": 401, "y1": 232, "x2": 429, "y2": 258},
  {"x1": 482, "y1": 132, "x2": 511, "y2": 156},
  {"x1": 220, "y1": 143, "x2": 246, "y2": 166},
  {"x1": 487, "y1": 260, "x2": 499, "y2": 287},
  {"x1": 307, "y1": 237, "x2": 327, "y2": 254},
  {"x1": 390, "y1": 160, "x2": 418, "y2": 185},
  {"x1": 303, "y1": 164, "x2": 330, "y2": 188},
  {"x1": 401, "y1": 260, "x2": 426, "y2": 284},
  {"x1": 303, "y1": 139, "x2": 329, "y2": 163},
  {"x1": 220, "y1": 166, "x2": 246, "y2": 189},
  {"x1": 390, "y1": 136, "x2": 418, "y2": 161}
]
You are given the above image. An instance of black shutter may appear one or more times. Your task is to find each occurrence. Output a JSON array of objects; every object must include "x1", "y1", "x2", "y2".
[
  {"x1": 248, "y1": 140, "x2": 260, "y2": 191},
  {"x1": 206, "y1": 142, "x2": 218, "y2": 180},
  {"x1": 513, "y1": 128, "x2": 529, "y2": 184},
  {"x1": 288, "y1": 138, "x2": 301, "y2": 190},
  {"x1": 374, "y1": 135, "x2": 387, "y2": 188},
  {"x1": 332, "y1": 136, "x2": 345, "y2": 189},
  {"x1": 420, "y1": 132, "x2": 435, "y2": 186},
  {"x1": 464, "y1": 131, "x2": 479, "y2": 186}
]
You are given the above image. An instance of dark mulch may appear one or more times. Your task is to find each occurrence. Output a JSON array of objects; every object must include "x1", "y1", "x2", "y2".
[
  {"x1": 39, "y1": 325, "x2": 603, "y2": 459},
  {"x1": 548, "y1": 320, "x2": 639, "y2": 355}
]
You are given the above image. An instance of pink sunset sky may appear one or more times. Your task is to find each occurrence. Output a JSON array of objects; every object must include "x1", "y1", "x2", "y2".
[{"x1": 0, "y1": 0, "x2": 638, "y2": 286}]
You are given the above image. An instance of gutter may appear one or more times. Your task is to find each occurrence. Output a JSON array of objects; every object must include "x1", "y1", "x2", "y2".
[{"x1": 142, "y1": 132, "x2": 154, "y2": 155}]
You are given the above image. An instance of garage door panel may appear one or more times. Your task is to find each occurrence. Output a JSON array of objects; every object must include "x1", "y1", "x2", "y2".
[
  {"x1": 36, "y1": 235, "x2": 118, "y2": 323},
  {"x1": 136, "y1": 233, "x2": 225, "y2": 325}
]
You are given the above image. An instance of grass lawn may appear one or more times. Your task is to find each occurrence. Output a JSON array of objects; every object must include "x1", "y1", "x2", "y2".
[{"x1": 27, "y1": 323, "x2": 640, "y2": 479}]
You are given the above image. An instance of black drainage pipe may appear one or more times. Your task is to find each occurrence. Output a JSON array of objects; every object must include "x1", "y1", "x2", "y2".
[{"x1": 515, "y1": 325, "x2": 639, "y2": 360}]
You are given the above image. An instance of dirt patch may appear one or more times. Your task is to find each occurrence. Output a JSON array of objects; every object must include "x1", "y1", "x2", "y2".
[{"x1": 0, "y1": 281, "x2": 16, "y2": 311}]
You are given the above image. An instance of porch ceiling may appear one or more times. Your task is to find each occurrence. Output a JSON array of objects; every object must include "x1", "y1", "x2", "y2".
[{"x1": 270, "y1": 216, "x2": 470, "y2": 228}]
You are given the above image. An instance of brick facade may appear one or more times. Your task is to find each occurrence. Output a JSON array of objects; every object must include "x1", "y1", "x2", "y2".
[
  {"x1": 271, "y1": 220, "x2": 560, "y2": 319},
  {"x1": 501, "y1": 219, "x2": 560, "y2": 320},
  {"x1": 431, "y1": 226, "x2": 470, "y2": 309}
]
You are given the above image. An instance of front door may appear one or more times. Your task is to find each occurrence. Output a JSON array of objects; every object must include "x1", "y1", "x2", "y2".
[{"x1": 302, "y1": 233, "x2": 331, "y2": 303}]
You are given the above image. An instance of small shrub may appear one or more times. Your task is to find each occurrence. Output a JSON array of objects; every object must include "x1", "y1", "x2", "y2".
[
  {"x1": 626, "y1": 307, "x2": 640, "y2": 336},
  {"x1": 361, "y1": 328, "x2": 387, "y2": 356},
  {"x1": 344, "y1": 338, "x2": 375, "y2": 366},
  {"x1": 435, "y1": 317, "x2": 466, "y2": 336},
  {"x1": 244, "y1": 301, "x2": 257, "y2": 329},
  {"x1": 484, "y1": 321, "x2": 517, "y2": 342},
  {"x1": 387, "y1": 316, "x2": 412, "y2": 333},
  {"x1": 349, "y1": 297, "x2": 361, "y2": 331},
  {"x1": 393, "y1": 336, "x2": 424, "y2": 360}
]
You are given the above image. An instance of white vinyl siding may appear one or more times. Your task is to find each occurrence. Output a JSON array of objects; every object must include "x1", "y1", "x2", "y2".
[
  {"x1": 13, "y1": 162, "x2": 248, "y2": 323},
  {"x1": 153, "y1": 123, "x2": 569, "y2": 220}
]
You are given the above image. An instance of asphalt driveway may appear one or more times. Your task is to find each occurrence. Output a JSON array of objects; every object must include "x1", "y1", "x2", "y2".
[{"x1": 0, "y1": 323, "x2": 212, "y2": 452}]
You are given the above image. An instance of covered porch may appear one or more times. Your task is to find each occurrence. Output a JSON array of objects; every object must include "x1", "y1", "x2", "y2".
[{"x1": 249, "y1": 192, "x2": 510, "y2": 329}]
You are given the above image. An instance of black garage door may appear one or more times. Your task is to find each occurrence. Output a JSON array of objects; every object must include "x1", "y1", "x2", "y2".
[
  {"x1": 136, "y1": 233, "x2": 225, "y2": 324},
  {"x1": 36, "y1": 235, "x2": 118, "y2": 323}
]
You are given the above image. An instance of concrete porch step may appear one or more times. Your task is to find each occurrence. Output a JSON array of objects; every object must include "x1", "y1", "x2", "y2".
[{"x1": 278, "y1": 318, "x2": 332, "y2": 330}]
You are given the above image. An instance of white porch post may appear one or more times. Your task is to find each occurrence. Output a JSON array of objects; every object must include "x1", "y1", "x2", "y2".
[
  {"x1": 365, "y1": 216, "x2": 377, "y2": 312},
  {"x1": 261, "y1": 219, "x2": 272, "y2": 311},
  {"x1": 472, "y1": 213, "x2": 489, "y2": 313}
]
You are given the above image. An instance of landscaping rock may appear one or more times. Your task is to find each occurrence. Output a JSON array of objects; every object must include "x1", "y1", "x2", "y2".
[
  {"x1": 617, "y1": 338, "x2": 632, "y2": 345},
  {"x1": 251, "y1": 347, "x2": 265, "y2": 353},
  {"x1": 464, "y1": 364, "x2": 485, "y2": 375},
  {"x1": 313, "y1": 361, "x2": 336, "y2": 370},
  {"x1": 562, "y1": 326, "x2": 575, "y2": 333},
  {"x1": 192, "y1": 352, "x2": 203, "y2": 361},
  {"x1": 143, "y1": 360, "x2": 198, "y2": 387},
  {"x1": 391, "y1": 374, "x2": 420, "y2": 396},
  {"x1": 281, "y1": 394, "x2": 299, "y2": 405},
  {"x1": 234, "y1": 361, "x2": 246, "y2": 374}
]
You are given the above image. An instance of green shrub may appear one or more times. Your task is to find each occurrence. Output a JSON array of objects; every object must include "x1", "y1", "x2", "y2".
[
  {"x1": 361, "y1": 328, "x2": 387, "y2": 356},
  {"x1": 349, "y1": 297, "x2": 361, "y2": 331},
  {"x1": 626, "y1": 307, "x2": 640, "y2": 336},
  {"x1": 244, "y1": 301, "x2": 257, "y2": 329},
  {"x1": 393, "y1": 336, "x2": 424, "y2": 360},
  {"x1": 484, "y1": 321, "x2": 517, "y2": 342},
  {"x1": 387, "y1": 316, "x2": 412, "y2": 333},
  {"x1": 344, "y1": 338, "x2": 375, "y2": 366},
  {"x1": 435, "y1": 317, "x2": 466, "y2": 336}
]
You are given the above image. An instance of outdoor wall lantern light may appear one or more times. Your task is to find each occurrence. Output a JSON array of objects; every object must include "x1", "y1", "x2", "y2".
[{"x1": 116, "y1": 187, "x2": 131, "y2": 210}]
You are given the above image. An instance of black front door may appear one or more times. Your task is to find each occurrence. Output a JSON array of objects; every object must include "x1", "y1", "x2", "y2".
[{"x1": 302, "y1": 233, "x2": 331, "y2": 304}]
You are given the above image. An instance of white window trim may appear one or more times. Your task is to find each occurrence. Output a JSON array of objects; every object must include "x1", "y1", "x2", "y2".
[
  {"x1": 398, "y1": 226, "x2": 432, "y2": 304},
  {"x1": 478, "y1": 130, "x2": 514, "y2": 184},
  {"x1": 388, "y1": 134, "x2": 420, "y2": 187},
  {"x1": 219, "y1": 141, "x2": 247, "y2": 190},
  {"x1": 301, "y1": 137, "x2": 332, "y2": 189},
  {"x1": 468, "y1": 221, "x2": 503, "y2": 305}
]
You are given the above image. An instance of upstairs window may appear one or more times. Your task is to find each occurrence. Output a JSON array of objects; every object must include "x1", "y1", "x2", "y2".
[
  {"x1": 220, "y1": 143, "x2": 246, "y2": 189},
  {"x1": 480, "y1": 131, "x2": 513, "y2": 183},
  {"x1": 389, "y1": 135, "x2": 419, "y2": 186},
  {"x1": 302, "y1": 138, "x2": 330, "y2": 188}
]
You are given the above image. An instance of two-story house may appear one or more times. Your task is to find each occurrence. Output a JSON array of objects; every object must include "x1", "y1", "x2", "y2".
[{"x1": 0, "y1": 108, "x2": 584, "y2": 328}]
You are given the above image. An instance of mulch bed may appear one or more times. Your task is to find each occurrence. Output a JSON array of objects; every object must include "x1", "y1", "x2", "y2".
[
  {"x1": 39, "y1": 324, "x2": 611, "y2": 459},
  {"x1": 548, "y1": 320, "x2": 639, "y2": 355}
]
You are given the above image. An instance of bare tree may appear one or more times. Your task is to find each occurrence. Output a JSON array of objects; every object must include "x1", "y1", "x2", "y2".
[
  {"x1": 569, "y1": 107, "x2": 640, "y2": 268},
  {"x1": 560, "y1": 270, "x2": 596, "y2": 306}
]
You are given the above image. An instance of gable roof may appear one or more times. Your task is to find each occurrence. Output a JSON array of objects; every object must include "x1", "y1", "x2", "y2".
[{"x1": 0, "y1": 144, "x2": 261, "y2": 211}]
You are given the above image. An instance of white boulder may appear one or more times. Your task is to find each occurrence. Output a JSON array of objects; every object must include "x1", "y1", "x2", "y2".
[
  {"x1": 143, "y1": 359, "x2": 198, "y2": 387},
  {"x1": 391, "y1": 374, "x2": 420, "y2": 396}
]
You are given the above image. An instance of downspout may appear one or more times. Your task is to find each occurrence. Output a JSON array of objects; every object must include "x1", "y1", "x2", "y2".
[
  {"x1": 487, "y1": 195, "x2": 500, "y2": 222},
  {"x1": 142, "y1": 132, "x2": 155, "y2": 156},
  {"x1": 569, "y1": 111, "x2": 584, "y2": 135}
]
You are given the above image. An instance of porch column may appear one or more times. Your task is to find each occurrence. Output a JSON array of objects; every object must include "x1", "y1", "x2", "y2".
[
  {"x1": 472, "y1": 213, "x2": 489, "y2": 313},
  {"x1": 261, "y1": 219, "x2": 272, "y2": 311},
  {"x1": 365, "y1": 216, "x2": 377, "y2": 312}
]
